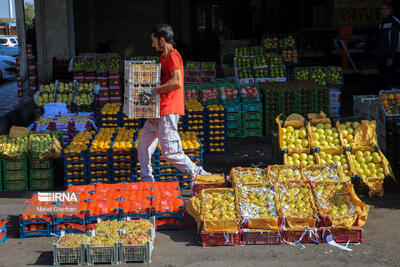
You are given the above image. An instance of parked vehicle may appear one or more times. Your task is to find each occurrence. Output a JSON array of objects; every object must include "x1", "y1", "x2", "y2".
[
  {"x1": 0, "y1": 55, "x2": 17, "y2": 82},
  {"x1": 0, "y1": 40, "x2": 18, "y2": 57},
  {"x1": 0, "y1": 36, "x2": 18, "y2": 47}
]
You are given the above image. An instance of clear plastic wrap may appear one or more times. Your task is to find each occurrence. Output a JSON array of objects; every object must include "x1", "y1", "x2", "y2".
[
  {"x1": 277, "y1": 182, "x2": 317, "y2": 218},
  {"x1": 230, "y1": 167, "x2": 266, "y2": 185},
  {"x1": 266, "y1": 165, "x2": 304, "y2": 182},
  {"x1": 302, "y1": 164, "x2": 347, "y2": 182},
  {"x1": 237, "y1": 184, "x2": 278, "y2": 219}
]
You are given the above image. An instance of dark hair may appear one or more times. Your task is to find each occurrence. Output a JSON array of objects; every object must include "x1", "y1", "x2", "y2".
[
  {"x1": 152, "y1": 23, "x2": 175, "y2": 45},
  {"x1": 381, "y1": 2, "x2": 392, "y2": 9}
]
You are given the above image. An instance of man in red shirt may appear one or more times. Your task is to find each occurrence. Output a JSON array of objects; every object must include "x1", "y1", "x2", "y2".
[{"x1": 137, "y1": 24, "x2": 210, "y2": 182}]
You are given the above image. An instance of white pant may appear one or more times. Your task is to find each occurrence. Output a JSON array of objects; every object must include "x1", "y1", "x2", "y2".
[{"x1": 137, "y1": 114, "x2": 203, "y2": 181}]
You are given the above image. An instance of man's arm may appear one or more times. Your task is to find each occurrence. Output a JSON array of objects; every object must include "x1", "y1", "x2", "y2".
[{"x1": 157, "y1": 70, "x2": 182, "y2": 94}]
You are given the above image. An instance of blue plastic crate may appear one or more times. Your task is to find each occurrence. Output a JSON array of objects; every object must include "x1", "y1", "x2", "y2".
[
  {"x1": 242, "y1": 102, "x2": 263, "y2": 113},
  {"x1": 53, "y1": 216, "x2": 85, "y2": 225},
  {"x1": 20, "y1": 217, "x2": 51, "y2": 226},
  {"x1": 224, "y1": 103, "x2": 242, "y2": 113},
  {"x1": 86, "y1": 214, "x2": 117, "y2": 224},
  {"x1": 226, "y1": 121, "x2": 242, "y2": 129},
  {"x1": 20, "y1": 225, "x2": 51, "y2": 238},
  {"x1": 119, "y1": 209, "x2": 151, "y2": 220},
  {"x1": 53, "y1": 227, "x2": 86, "y2": 236},
  {"x1": 152, "y1": 209, "x2": 184, "y2": 219}
]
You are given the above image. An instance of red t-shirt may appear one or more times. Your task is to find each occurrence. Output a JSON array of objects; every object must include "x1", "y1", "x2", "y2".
[{"x1": 159, "y1": 49, "x2": 185, "y2": 116}]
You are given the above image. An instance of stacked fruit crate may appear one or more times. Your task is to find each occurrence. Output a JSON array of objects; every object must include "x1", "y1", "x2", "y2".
[
  {"x1": 110, "y1": 128, "x2": 137, "y2": 183},
  {"x1": 205, "y1": 105, "x2": 226, "y2": 153},
  {"x1": 87, "y1": 128, "x2": 116, "y2": 183},
  {"x1": 63, "y1": 131, "x2": 93, "y2": 186},
  {"x1": 313, "y1": 84, "x2": 330, "y2": 115},
  {"x1": 240, "y1": 84, "x2": 263, "y2": 137},
  {"x1": 220, "y1": 84, "x2": 243, "y2": 138},
  {"x1": 2, "y1": 136, "x2": 29, "y2": 191},
  {"x1": 28, "y1": 133, "x2": 55, "y2": 190}
]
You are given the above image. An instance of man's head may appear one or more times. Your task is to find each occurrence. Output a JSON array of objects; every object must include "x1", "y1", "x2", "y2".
[
  {"x1": 151, "y1": 23, "x2": 175, "y2": 52},
  {"x1": 380, "y1": 2, "x2": 392, "y2": 19}
]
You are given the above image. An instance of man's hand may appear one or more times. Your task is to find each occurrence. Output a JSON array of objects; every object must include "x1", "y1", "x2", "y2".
[
  {"x1": 386, "y1": 57, "x2": 393, "y2": 66},
  {"x1": 139, "y1": 87, "x2": 158, "y2": 105}
]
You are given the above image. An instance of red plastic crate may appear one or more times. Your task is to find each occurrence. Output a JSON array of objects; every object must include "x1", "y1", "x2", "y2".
[
  {"x1": 319, "y1": 228, "x2": 363, "y2": 243},
  {"x1": 242, "y1": 230, "x2": 281, "y2": 245},
  {"x1": 96, "y1": 77, "x2": 108, "y2": 88},
  {"x1": 201, "y1": 231, "x2": 241, "y2": 247},
  {"x1": 281, "y1": 230, "x2": 321, "y2": 244}
]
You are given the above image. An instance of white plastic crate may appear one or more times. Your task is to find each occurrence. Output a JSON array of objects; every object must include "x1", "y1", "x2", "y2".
[
  {"x1": 124, "y1": 60, "x2": 161, "y2": 84},
  {"x1": 123, "y1": 99, "x2": 160, "y2": 119}
]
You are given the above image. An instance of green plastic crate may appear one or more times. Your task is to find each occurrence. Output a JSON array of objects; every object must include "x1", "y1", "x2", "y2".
[
  {"x1": 29, "y1": 177, "x2": 54, "y2": 190},
  {"x1": 4, "y1": 169, "x2": 28, "y2": 182},
  {"x1": 219, "y1": 83, "x2": 241, "y2": 104},
  {"x1": 243, "y1": 120, "x2": 263, "y2": 129},
  {"x1": 227, "y1": 128, "x2": 244, "y2": 138},
  {"x1": 243, "y1": 128, "x2": 263, "y2": 137},
  {"x1": 243, "y1": 112, "x2": 263, "y2": 121},
  {"x1": 29, "y1": 151, "x2": 54, "y2": 169},
  {"x1": 3, "y1": 153, "x2": 28, "y2": 171},
  {"x1": 226, "y1": 113, "x2": 242, "y2": 121},
  {"x1": 29, "y1": 168, "x2": 54, "y2": 181},
  {"x1": 4, "y1": 179, "x2": 28, "y2": 191}
]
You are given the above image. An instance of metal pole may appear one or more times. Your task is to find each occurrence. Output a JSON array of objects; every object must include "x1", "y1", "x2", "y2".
[
  {"x1": 15, "y1": 0, "x2": 30, "y2": 102},
  {"x1": 9, "y1": 0, "x2": 14, "y2": 18}
]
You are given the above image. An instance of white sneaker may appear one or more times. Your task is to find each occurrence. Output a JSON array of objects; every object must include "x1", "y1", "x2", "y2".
[{"x1": 198, "y1": 169, "x2": 211, "y2": 176}]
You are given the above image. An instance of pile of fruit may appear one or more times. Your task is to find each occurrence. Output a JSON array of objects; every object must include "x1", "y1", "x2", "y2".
[
  {"x1": 311, "y1": 68, "x2": 326, "y2": 85},
  {"x1": 238, "y1": 184, "x2": 278, "y2": 219},
  {"x1": 280, "y1": 125, "x2": 309, "y2": 150},
  {"x1": 200, "y1": 62, "x2": 216, "y2": 71},
  {"x1": 56, "y1": 81, "x2": 74, "y2": 105},
  {"x1": 96, "y1": 57, "x2": 108, "y2": 71},
  {"x1": 202, "y1": 191, "x2": 236, "y2": 221},
  {"x1": 295, "y1": 68, "x2": 310, "y2": 81},
  {"x1": 184, "y1": 86, "x2": 198, "y2": 100},
  {"x1": 73, "y1": 57, "x2": 84, "y2": 71},
  {"x1": 310, "y1": 123, "x2": 341, "y2": 148},
  {"x1": 249, "y1": 47, "x2": 264, "y2": 57},
  {"x1": 36, "y1": 83, "x2": 55, "y2": 107},
  {"x1": 313, "y1": 183, "x2": 357, "y2": 218},
  {"x1": 270, "y1": 66, "x2": 285, "y2": 78},
  {"x1": 220, "y1": 85, "x2": 239, "y2": 100},
  {"x1": 186, "y1": 62, "x2": 199, "y2": 70},
  {"x1": 112, "y1": 128, "x2": 135, "y2": 151},
  {"x1": 185, "y1": 100, "x2": 203, "y2": 112},
  {"x1": 109, "y1": 57, "x2": 120, "y2": 70},
  {"x1": 350, "y1": 150, "x2": 385, "y2": 179},
  {"x1": 180, "y1": 132, "x2": 201, "y2": 150},
  {"x1": 278, "y1": 184, "x2": 317, "y2": 217},
  {"x1": 234, "y1": 47, "x2": 249, "y2": 58},
  {"x1": 90, "y1": 232, "x2": 119, "y2": 247},
  {"x1": 240, "y1": 84, "x2": 259, "y2": 98},
  {"x1": 267, "y1": 166, "x2": 304, "y2": 182},
  {"x1": 338, "y1": 121, "x2": 360, "y2": 147},
  {"x1": 3, "y1": 136, "x2": 28, "y2": 154},
  {"x1": 238, "y1": 68, "x2": 253, "y2": 79},
  {"x1": 319, "y1": 152, "x2": 351, "y2": 176},
  {"x1": 268, "y1": 56, "x2": 283, "y2": 66},
  {"x1": 285, "y1": 153, "x2": 316, "y2": 167},
  {"x1": 302, "y1": 165, "x2": 344, "y2": 182},
  {"x1": 29, "y1": 133, "x2": 53, "y2": 153},
  {"x1": 58, "y1": 234, "x2": 90, "y2": 247},
  {"x1": 231, "y1": 167, "x2": 266, "y2": 184},
  {"x1": 380, "y1": 91, "x2": 400, "y2": 115},
  {"x1": 252, "y1": 56, "x2": 267, "y2": 67},
  {"x1": 236, "y1": 58, "x2": 251, "y2": 68},
  {"x1": 254, "y1": 68, "x2": 269, "y2": 79},
  {"x1": 264, "y1": 37, "x2": 278, "y2": 49},
  {"x1": 90, "y1": 128, "x2": 115, "y2": 152},
  {"x1": 328, "y1": 67, "x2": 342, "y2": 83},
  {"x1": 280, "y1": 35, "x2": 296, "y2": 47},
  {"x1": 200, "y1": 85, "x2": 219, "y2": 102},
  {"x1": 282, "y1": 49, "x2": 298, "y2": 63},
  {"x1": 64, "y1": 132, "x2": 93, "y2": 154},
  {"x1": 75, "y1": 82, "x2": 94, "y2": 107},
  {"x1": 85, "y1": 57, "x2": 95, "y2": 71}
]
